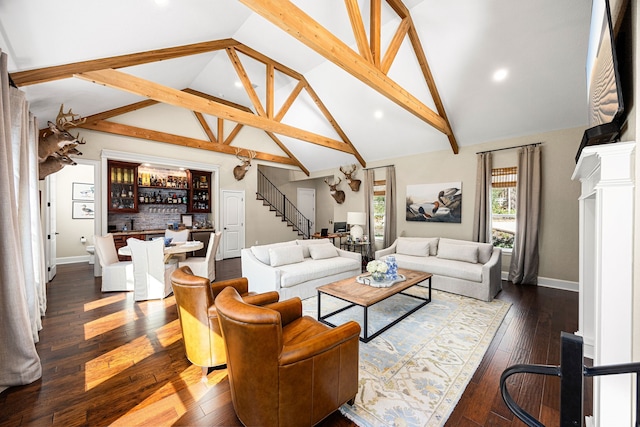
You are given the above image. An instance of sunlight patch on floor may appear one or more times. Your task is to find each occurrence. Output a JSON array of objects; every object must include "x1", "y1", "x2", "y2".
[
  {"x1": 84, "y1": 309, "x2": 140, "y2": 340},
  {"x1": 83, "y1": 293, "x2": 126, "y2": 311},
  {"x1": 84, "y1": 334, "x2": 154, "y2": 390},
  {"x1": 112, "y1": 367, "x2": 228, "y2": 426}
]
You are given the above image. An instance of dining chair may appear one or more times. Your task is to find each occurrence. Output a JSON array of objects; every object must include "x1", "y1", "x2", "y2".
[
  {"x1": 178, "y1": 231, "x2": 221, "y2": 283},
  {"x1": 127, "y1": 237, "x2": 176, "y2": 301},
  {"x1": 94, "y1": 234, "x2": 134, "y2": 292},
  {"x1": 165, "y1": 229, "x2": 190, "y2": 261},
  {"x1": 165, "y1": 228, "x2": 189, "y2": 242}
]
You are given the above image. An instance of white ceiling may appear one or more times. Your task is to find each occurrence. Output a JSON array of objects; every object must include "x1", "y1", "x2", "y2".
[{"x1": 0, "y1": 0, "x2": 592, "y2": 172}]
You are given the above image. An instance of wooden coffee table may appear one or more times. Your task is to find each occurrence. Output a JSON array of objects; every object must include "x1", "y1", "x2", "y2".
[{"x1": 317, "y1": 268, "x2": 432, "y2": 343}]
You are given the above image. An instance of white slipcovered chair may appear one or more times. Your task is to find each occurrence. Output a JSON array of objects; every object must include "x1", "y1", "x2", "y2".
[
  {"x1": 178, "y1": 232, "x2": 221, "y2": 282},
  {"x1": 165, "y1": 228, "x2": 189, "y2": 242},
  {"x1": 127, "y1": 237, "x2": 177, "y2": 301},
  {"x1": 165, "y1": 229, "x2": 190, "y2": 261},
  {"x1": 94, "y1": 234, "x2": 134, "y2": 292}
]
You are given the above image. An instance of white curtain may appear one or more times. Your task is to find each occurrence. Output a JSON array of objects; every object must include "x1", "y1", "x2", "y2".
[
  {"x1": 0, "y1": 50, "x2": 45, "y2": 390},
  {"x1": 509, "y1": 145, "x2": 541, "y2": 285},
  {"x1": 472, "y1": 152, "x2": 492, "y2": 243}
]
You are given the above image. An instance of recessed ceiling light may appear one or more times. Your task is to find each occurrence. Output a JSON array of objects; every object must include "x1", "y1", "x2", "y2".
[
  {"x1": 234, "y1": 81, "x2": 243, "y2": 88},
  {"x1": 373, "y1": 110, "x2": 384, "y2": 120},
  {"x1": 493, "y1": 68, "x2": 509, "y2": 82}
]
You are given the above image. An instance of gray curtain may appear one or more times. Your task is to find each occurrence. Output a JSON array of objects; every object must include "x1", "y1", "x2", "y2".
[
  {"x1": 383, "y1": 166, "x2": 396, "y2": 248},
  {"x1": 0, "y1": 50, "x2": 44, "y2": 391},
  {"x1": 364, "y1": 169, "x2": 375, "y2": 259},
  {"x1": 509, "y1": 145, "x2": 541, "y2": 285},
  {"x1": 472, "y1": 152, "x2": 492, "y2": 243}
]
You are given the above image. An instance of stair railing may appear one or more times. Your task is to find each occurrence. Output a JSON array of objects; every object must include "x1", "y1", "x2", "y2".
[
  {"x1": 500, "y1": 331, "x2": 640, "y2": 427},
  {"x1": 256, "y1": 170, "x2": 312, "y2": 238}
]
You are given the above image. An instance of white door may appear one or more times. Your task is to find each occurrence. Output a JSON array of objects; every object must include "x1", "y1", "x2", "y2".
[
  {"x1": 222, "y1": 190, "x2": 244, "y2": 258},
  {"x1": 297, "y1": 188, "x2": 315, "y2": 235},
  {"x1": 44, "y1": 174, "x2": 57, "y2": 281}
]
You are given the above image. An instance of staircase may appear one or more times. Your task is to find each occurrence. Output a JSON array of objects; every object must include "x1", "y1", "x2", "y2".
[{"x1": 256, "y1": 170, "x2": 312, "y2": 239}]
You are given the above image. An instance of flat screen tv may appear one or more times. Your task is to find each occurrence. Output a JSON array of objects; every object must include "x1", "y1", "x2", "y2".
[{"x1": 576, "y1": 0, "x2": 630, "y2": 162}]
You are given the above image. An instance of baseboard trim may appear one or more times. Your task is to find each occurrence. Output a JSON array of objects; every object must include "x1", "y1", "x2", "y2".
[
  {"x1": 57, "y1": 255, "x2": 90, "y2": 265},
  {"x1": 501, "y1": 272, "x2": 578, "y2": 292}
]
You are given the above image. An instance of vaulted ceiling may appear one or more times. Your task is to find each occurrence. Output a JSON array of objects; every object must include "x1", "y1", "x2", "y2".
[{"x1": 1, "y1": 0, "x2": 591, "y2": 173}]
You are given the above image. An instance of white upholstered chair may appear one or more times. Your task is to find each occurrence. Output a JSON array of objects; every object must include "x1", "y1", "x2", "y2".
[
  {"x1": 127, "y1": 237, "x2": 177, "y2": 301},
  {"x1": 165, "y1": 228, "x2": 189, "y2": 242},
  {"x1": 165, "y1": 229, "x2": 190, "y2": 261},
  {"x1": 178, "y1": 232, "x2": 221, "y2": 282},
  {"x1": 94, "y1": 234, "x2": 134, "y2": 292}
]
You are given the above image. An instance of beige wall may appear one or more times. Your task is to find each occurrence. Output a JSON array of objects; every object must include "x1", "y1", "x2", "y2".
[
  {"x1": 60, "y1": 100, "x2": 584, "y2": 283},
  {"x1": 312, "y1": 127, "x2": 583, "y2": 283},
  {"x1": 55, "y1": 163, "x2": 95, "y2": 258}
]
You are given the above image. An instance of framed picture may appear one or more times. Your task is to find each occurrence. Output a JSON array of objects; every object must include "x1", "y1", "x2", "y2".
[
  {"x1": 406, "y1": 182, "x2": 462, "y2": 223},
  {"x1": 72, "y1": 201, "x2": 95, "y2": 219},
  {"x1": 72, "y1": 182, "x2": 94, "y2": 201},
  {"x1": 181, "y1": 214, "x2": 193, "y2": 228}
]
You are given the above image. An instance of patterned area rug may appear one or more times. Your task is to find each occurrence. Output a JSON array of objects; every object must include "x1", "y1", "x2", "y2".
[{"x1": 302, "y1": 286, "x2": 510, "y2": 427}]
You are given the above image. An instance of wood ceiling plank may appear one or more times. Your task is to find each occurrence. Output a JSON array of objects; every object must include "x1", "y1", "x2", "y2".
[
  {"x1": 11, "y1": 39, "x2": 239, "y2": 86},
  {"x1": 75, "y1": 68, "x2": 355, "y2": 154},
  {"x1": 80, "y1": 119, "x2": 296, "y2": 165},
  {"x1": 239, "y1": 0, "x2": 450, "y2": 136}
]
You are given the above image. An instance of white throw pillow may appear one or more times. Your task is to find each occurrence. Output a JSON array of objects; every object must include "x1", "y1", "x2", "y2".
[
  {"x1": 269, "y1": 245, "x2": 305, "y2": 267},
  {"x1": 439, "y1": 238, "x2": 493, "y2": 264},
  {"x1": 308, "y1": 243, "x2": 338, "y2": 260},
  {"x1": 251, "y1": 241, "x2": 296, "y2": 264},
  {"x1": 396, "y1": 239, "x2": 430, "y2": 257},
  {"x1": 296, "y1": 239, "x2": 331, "y2": 258},
  {"x1": 437, "y1": 242, "x2": 478, "y2": 263},
  {"x1": 397, "y1": 237, "x2": 439, "y2": 256}
]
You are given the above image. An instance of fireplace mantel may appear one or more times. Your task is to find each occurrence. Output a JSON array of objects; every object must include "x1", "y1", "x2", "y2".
[{"x1": 572, "y1": 141, "x2": 635, "y2": 426}]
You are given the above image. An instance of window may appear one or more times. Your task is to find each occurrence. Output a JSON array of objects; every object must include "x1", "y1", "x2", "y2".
[
  {"x1": 491, "y1": 167, "x2": 517, "y2": 249},
  {"x1": 373, "y1": 180, "x2": 386, "y2": 239}
]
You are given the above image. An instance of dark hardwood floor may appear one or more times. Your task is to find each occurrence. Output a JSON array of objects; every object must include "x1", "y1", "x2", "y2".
[{"x1": 0, "y1": 259, "x2": 589, "y2": 426}]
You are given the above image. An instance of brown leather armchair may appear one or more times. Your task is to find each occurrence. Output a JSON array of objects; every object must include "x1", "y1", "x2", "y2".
[
  {"x1": 170, "y1": 266, "x2": 279, "y2": 376},
  {"x1": 215, "y1": 286, "x2": 361, "y2": 427}
]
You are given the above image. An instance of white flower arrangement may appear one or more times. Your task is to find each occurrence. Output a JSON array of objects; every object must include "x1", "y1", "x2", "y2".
[{"x1": 366, "y1": 260, "x2": 388, "y2": 274}]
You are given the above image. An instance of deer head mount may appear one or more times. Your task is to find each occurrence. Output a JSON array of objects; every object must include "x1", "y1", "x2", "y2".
[
  {"x1": 233, "y1": 148, "x2": 256, "y2": 181},
  {"x1": 38, "y1": 105, "x2": 86, "y2": 179},
  {"x1": 340, "y1": 164, "x2": 361, "y2": 192},
  {"x1": 38, "y1": 154, "x2": 77, "y2": 180},
  {"x1": 324, "y1": 177, "x2": 345, "y2": 204}
]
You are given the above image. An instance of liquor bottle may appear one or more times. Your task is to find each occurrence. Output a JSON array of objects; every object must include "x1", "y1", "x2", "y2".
[
  {"x1": 144, "y1": 193, "x2": 149, "y2": 203},
  {"x1": 121, "y1": 186, "x2": 127, "y2": 198},
  {"x1": 128, "y1": 186, "x2": 133, "y2": 198},
  {"x1": 173, "y1": 193, "x2": 178, "y2": 203}
]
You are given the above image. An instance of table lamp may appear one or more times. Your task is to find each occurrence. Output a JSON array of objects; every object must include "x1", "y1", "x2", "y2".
[{"x1": 347, "y1": 212, "x2": 366, "y2": 241}]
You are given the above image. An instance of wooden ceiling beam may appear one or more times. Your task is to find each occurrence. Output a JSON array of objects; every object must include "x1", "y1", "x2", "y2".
[
  {"x1": 226, "y1": 47, "x2": 266, "y2": 117},
  {"x1": 239, "y1": 0, "x2": 450, "y2": 135},
  {"x1": 11, "y1": 39, "x2": 239, "y2": 86},
  {"x1": 370, "y1": 0, "x2": 382, "y2": 66},
  {"x1": 345, "y1": 0, "x2": 374, "y2": 64},
  {"x1": 195, "y1": 112, "x2": 217, "y2": 143},
  {"x1": 75, "y1": 68, "x2": 355, "y2": 154},
  {"x1": 79, "y1": 119, "x2": 297, "y2": 166}
]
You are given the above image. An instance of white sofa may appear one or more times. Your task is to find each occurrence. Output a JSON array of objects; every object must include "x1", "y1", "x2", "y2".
[
  {"x1": 375, "y1": 237, "x2": 502, "y2": 301},
  {"x1": 241, "y1": 239, "x2": 362, "y2": 300}
]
